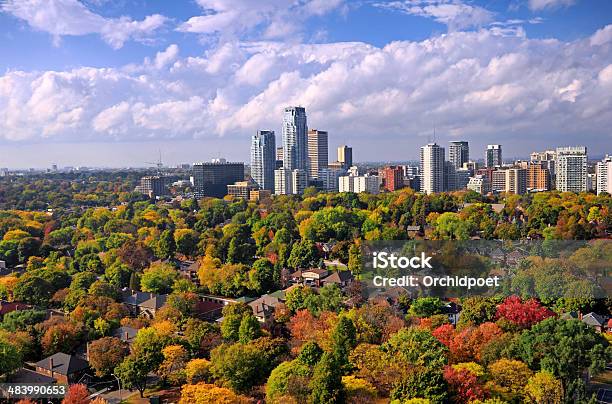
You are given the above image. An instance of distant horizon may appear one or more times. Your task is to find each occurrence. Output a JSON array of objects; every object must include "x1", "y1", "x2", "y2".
[{"x1": 1, "y1": 138, "x2": 608, "y2": 170}]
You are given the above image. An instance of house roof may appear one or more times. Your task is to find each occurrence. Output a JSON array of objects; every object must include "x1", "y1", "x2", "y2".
[
  {"x1": 112, "y1": 326, "x2": 139, "y2": 342},
  {"x1": 139, "y1": 294, "x2": 168, "y2": 310},
  {"x1": 249, "y1": 294, "x2": 282, "y2": 318},
  {"x1": 302, "y1": 268, "x2": 329, "y2": 278},
  {"x1": 122, "y1": 291, "x2": 154, "y2": 306},
  {"x1": 322, "y1": 271, "x2": 354, "y2": 284},
  {"x1": 268, "y1": 290, "x2": 286, "y2": 299},
  {"x1": 10, "y1": 368, "x2": 56, "y2": 384},
  {"x1": 582, "y1": 312, "x2": 606, "y2": 327},
  {"x1": 34, "y1": 353, "x2": 89, "y2": 376}
]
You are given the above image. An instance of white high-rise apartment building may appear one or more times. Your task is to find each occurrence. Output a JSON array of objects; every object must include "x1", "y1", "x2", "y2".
[
  {"x1": 339, "y1": 176, "x2": 353, "y2": 193},
  {"x1": 274, "y1": 168, "x2": 292, "y2": 195},
  {"x1": 251, "y1": 130, "x2": 276, "y2": 191},
  {"x1": 556, "y1": 146, "x2": 587, "y2": 192},
  {"x1": 307, "y1": 129, "x2": 328, "y2": 179},
  {"x1": 449, "y1": 141, "x2": 469, "y2": 169},
  {"x1": 282, "y1": 107, "x2": 308, "y2": 172},
  {"x1": 596, "y1": 155, "x2": 612, "y2": 195},
  {"x1": 486, "y1": 145, "x2": 503, "y2": 168},
  {"x1": 319, "y1": 168, "x2": 345, "y2": 192},
  {"x1": 354, "y1": 175, "x2": 380, "y2": 194},
  {"x1": 420, "y1": 143, "x2": 445, "y2": 194}
]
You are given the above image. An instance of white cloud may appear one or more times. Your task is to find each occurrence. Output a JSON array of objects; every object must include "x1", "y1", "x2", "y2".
[
  {"x1": 153, "y1": 44, "x2": 180, "y2": 69},
  {"x1": 591, "y1": 25, "x2": 612, "y2": 46},
  {"x1": 0, "y1": 25, "x2": 611, "y2": 146},
  {"x1": 528, "y1": 0, "x2": 576, "y2": 11},
  {"x1": 1, "y1": 0, "x2": 167, "y2": 49},
  {"x1": 178, "y1": 0, "x2": 346, "y2": 41},
  {"x1": 374, "y1": 0, "x2": 495, "y2": 31}
]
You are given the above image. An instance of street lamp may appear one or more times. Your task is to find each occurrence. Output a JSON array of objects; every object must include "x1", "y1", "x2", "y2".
[{"x1": 111, "y1": 373, "x2": 122, "y2": 402}]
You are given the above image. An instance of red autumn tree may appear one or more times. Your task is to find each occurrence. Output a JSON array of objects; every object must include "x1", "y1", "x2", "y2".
[
  {"x1": 61, "y1": 384, "x2": 90, "y2": 404},
  {"x1": 432, "y1": 323, "x2": 455, "y2": 347},
  {"x1": 443, "y1": 366, "x2": 487, "y2": 403},
  {"x1": 434, "y1": 322, "x2": 503, "y2": 363},
  {"x1": 496, "y1": 295, "x2": 555, "y2": 328}
]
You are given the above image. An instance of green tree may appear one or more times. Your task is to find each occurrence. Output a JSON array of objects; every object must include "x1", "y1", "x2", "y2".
[
  {"x1": 238, "y1": 314, "x2": 262, "y2": 344},
  {"x1": 156, "y1": 229, "x2": 175, "y2": 259},
  {"x1": 297, "y1": 341, "x2": 323, "y2": 366},
  {"x1": 248, "y1": 258, "x2": 276, "y2": 294},
  {"x1": 409, "y1": 297, "x2": 443, "y2": 317},
  {"x1": 13, "y1": 276, "x2": 53, "y2": 306},
  {"x1": 267, "y1": 360, "x2": 311, "y2": 403},
  {"x1": 114, "y1": 355, "x2": 150, "y2": 398},
  {"x1": 331, "y1": 316, "x2": 357, "y2": 372},
  {"x1": 174, "y1": 229, "x2": 199, "y2": 258},
  {"x1": 210, "y1": 342, "x2": 265, "y2": 393},
  {"x1": 0, "y1": 338, "x2": 22, "y2": 375},
  {"x1": 348, "y1": 243, "x2": 363, "y2": 276},
  {"x1": 104, "y1": 262, "x2": 131, "y2": 287},
  {"x1": 458, "y1": 297, "x2": 498, "y2": 326},
  {"x1": 310, "y1": 352, "x2": 344, "y2": 404},
  {"x1": 518, "y1": 318, "x2": 611, "y2": 400},
  {"x1": 288, "y1": 240, "x2": 320, "y2": 269},
  {"x1": 140, "y1": 262, "x2": 178, "y2": 294}
]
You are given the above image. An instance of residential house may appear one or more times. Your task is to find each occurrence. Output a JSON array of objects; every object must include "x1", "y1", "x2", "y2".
[
  {"x1": 112, "y1": 326, "x2": 139, "y2": 345},
  {"x1": 248, "y1": 294, "x2": 284, "y2": 323},
  {"x1": 321, "y1": 271, "x2": 354, "y2": 289},
  {"x1": 33, "y1": 353, "x2": 89, "y2": 384},
  {"x1": 178, "y1": 260, "x2": 200, "y2": 284},
  {"x1": 295, "y1": 268, "x2": 329, "y2": 286},
  {"x1": 122, "y1": 291, "x2": 167, "y2": 318},
  {"x1": 582, "y1": 312, "x2": 607, "y2": 332},
  {"x1": 441, "y1": 301, "x2": 462, "y2": 325}
]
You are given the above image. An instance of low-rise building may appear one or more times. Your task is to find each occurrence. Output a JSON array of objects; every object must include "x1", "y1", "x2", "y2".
[
  {"x1": 227, "y1": 181, "x2": 258, "y2": 199},
  {"x1": 33, "y1": 353, "x2": 89, "y2": 384}
]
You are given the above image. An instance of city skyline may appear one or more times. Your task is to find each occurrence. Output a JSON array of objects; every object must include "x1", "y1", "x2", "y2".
[{"x1": 1, "y1": 1, "x2": 611, "y2": 167}]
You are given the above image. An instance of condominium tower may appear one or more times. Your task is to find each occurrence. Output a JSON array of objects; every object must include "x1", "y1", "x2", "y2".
[
  {"x1": 449, "y1": 141, "x2": 469, "y2": 169},
  {"x1": 250, "y1": 130, "x2": 276, "y2": 191},
  {"x1": 486, "y1": 145, "x2": 503, "y2": 168},
  {"x1": 338, "y1": 145, "x2": 353, "y2": 169},
  {"x1": 307, "y1": 129, "x2": 328, "y2": 179},
  {"x1": 282, "y1": 107, "x2": 308, "y2": 171},
  {"x1": 556, "y1": 146, "x2": 587, "y2": 193},
  {"x1": 420, "y1": 143, "x2": 445, "y2": 194}
]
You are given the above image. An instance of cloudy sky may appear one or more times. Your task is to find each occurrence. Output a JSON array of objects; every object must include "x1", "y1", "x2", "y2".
[{"x1": 1, "y1": 0, "x2": 611, "y2": 168}]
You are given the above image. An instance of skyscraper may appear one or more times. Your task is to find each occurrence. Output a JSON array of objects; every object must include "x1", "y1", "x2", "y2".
[
  {"x1": 307, "y1": 129, "x2": 328, "y2": 179},
  {"x1": 338, "y1": 145, "x2": 353, "y2": 169},
  {"x1": 282, "y1": 106, "x2": 307, "y2": 172},
  {"x1": 596, "y1": 155, "x2": 612, "y2": 195},
  {"x1": 251, "y1": 130, "x2": 276, "y2": 191},
  {"x1": 486, "y1": 145, "x2": 503, "y2": 168},
  {"x1": 556, "y1": 146, "x2": 587, "y2": 192},
  {"x1": 448, "y1": 141, "x2": 469, "y2": 169},
  {"x1": 420, "y1": 143, "x2": 445, "y2": 194}
]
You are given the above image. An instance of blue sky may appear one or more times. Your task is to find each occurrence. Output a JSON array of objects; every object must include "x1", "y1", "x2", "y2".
[{"x1": 0, "y1": 0, "x2": 611, "y2": 167}]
